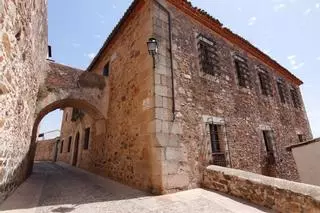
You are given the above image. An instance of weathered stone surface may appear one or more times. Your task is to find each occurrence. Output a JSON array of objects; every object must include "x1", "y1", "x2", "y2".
[
  {"x1": 34, "y1": 138, "x2": 58, "y2": 162},
  {"x1": 203, "y1": 165, "x2": 320, "y2": 213}
]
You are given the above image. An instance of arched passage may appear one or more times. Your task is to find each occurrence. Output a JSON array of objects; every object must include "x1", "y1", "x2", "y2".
[{"x1": 28, "y1": 98, "x2": 107, "y2": 175}]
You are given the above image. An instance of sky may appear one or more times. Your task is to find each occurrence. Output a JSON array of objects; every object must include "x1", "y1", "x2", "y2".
[{"x1": 39, "y1": 0, "x2": 320, "y2": 139}]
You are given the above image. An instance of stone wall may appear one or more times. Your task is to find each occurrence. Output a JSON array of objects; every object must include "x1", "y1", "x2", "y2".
[
  {"x1": 34, "y1": 138, "x2": 58, "y2": 162},
  {"x1": 150, "y1": 0, "x2": 313, "y2": 192},
  {"x1": 87, "y1": 0, "x2": 159, "y2": 193},
  {"x1": 57, "y1": 108, "x2": 96, "y2": 171},
  {"x1": 203, "y1": 165, "x2": 320, "y2": 213},
  {"x1": 0, "y1": 0, "x2": 48, "y2": 201}
]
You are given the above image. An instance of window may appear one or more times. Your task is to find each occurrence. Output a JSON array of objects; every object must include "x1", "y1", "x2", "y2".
[
  {"x1": 103, "y1": 62, "x2": 109, "y2": 77},
  {"x1": 290, "y1": 87, "x2": 301, "y2": 108},
  {"x1": 234, "y1": 56, "x2": 250, "y2": 88},
  {"x1": 258, "y1": 69, "x2": 273, "y2": 96},
  {"x1": 68, "y1": 136, "x2": 72, "y2": 152},
  {"x1": 60, "y1": 140, "x2": 64, "y2": 153},
  {"x1": 71, "y1": 108, "x2": 84, "y2": 122},
  {"x1": 83, "y1": 127, "x2": 90, "y2": 150},
  {"x1": 262, "y1": 131, "x2": 273, "y2": 153},
  {"x1": 277, "y1": 79, "x2": 287, "y2": 104},
  {"x1": 209, "y1": 124, "x2": 226, "y2": 167},
  {"x1": 197, "y1": 34, "x2": 219, "y2": 76},
  {"x1": 298, "y1": 134, "x2": 305, "y2": 142}
]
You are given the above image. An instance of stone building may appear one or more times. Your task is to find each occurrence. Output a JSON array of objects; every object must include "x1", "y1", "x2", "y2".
[
  {"x1": 34, "y1": 138, "x2": 59, "y2": 162},
  {"x1": 57, "y1": 0, "x2": 312, "y2": 194},
  {"x1": 0, "y1": 0, "x2": 313, "y2": 202}
]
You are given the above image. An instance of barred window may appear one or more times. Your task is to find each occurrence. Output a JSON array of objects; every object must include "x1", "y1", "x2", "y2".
[
  {"x1": 258, "y1": 69, "x2": 273, "y2": 96},
  {"x1": 209, "y1": 124, "x2": 226, "y2": 167},
  {"x1": 234, "y1": 56, "x2": 250, "y2": 88},
  {"x1": 290, "y1": 87, "x2": 301, "y2": 108},
  {"x1": 197, "y1": 34, "x2": 219, "y2": 76},
  {"x1": 277, "y1": 79, "x2": 288, "y2": 104}
]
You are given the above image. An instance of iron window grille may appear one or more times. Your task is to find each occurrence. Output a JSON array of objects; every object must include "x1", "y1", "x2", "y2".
[
  {"x1": 258, "y1": 69, "x2": 273, "y2": 96},
  {"x1": 262, "y1": 130, "x2": 275, "y2": 164},
  {"x1": 277, "y1": 79, "x2": 288, "y2": 104},
  {"x1": 290, "y1": 87, "x2": 301, "y2": 108},
  {"x1": 234, "y1": 56, "x2": 251, "y2": 88},
  {"x1": 197, "y1": 34, "x2": 219, "y2": 76},
  {"x1": 209, "y1": 124, "x2": 227, "y2": 167}
]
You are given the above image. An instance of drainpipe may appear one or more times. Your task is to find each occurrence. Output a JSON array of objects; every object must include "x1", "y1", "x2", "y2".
[{"x1": 153, "y1": 0, "x2": 175, "y2": 121}]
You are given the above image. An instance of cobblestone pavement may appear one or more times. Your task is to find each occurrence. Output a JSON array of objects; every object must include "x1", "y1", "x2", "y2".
[{"x1": 0, "y1": 162, "x2": 272, "y2": 213}]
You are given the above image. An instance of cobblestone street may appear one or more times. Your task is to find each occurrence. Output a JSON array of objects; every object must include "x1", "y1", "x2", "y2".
[{"x1": 0, "y1": 162, "x2": 272, "y2": 213}]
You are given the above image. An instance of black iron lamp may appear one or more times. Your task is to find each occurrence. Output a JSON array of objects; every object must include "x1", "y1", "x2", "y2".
[{"x1": 147, "y1": 37, "x2": 158, "y2": 68}]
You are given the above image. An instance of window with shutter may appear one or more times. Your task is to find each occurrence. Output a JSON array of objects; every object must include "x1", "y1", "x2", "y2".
[
  {"x1": 198, "y1": 35, "x2": 219, "y2": 76},
  {"x1": 234, "y1": 56, "x2": 250, "y2": 88}
]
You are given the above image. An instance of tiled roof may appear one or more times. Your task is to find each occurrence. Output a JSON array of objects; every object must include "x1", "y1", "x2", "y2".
[{"x1": 87, "y1": 0, "x2": 303, "y2": 85}]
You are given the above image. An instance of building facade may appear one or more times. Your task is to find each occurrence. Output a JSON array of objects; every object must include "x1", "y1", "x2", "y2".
[{"x1": 57, "y1": 0, "x2": 312, "y2": 193}]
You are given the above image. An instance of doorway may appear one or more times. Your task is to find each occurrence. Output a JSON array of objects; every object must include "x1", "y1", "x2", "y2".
[{"x1": 72, "y1": 132, "x2": 80, "y2": 166}]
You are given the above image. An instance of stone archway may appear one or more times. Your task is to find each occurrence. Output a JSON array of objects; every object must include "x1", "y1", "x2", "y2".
[{"x1": 28, "y1": 61, "x2": 108, "y2": 176}]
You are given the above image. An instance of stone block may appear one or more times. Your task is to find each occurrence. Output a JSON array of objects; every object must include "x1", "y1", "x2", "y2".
[
  {"x1": 165, "y1": 147, "x2": 182, "y2": 161},
  {"x1": 166, "y1": 174, "x2": 189, "y2": 189}
]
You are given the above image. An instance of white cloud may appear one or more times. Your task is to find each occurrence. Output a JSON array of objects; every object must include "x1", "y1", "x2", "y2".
[
  {"x1": 87, "y1": 53, "x2": 95, "y2": 59},
  {"x1": 287, "y1": 55, "x2": 304, "y2": 70},
  {"x1": 273, "y1": 4, "x2": 286, "y2": 12},
  {"x1": 237, "y1": 7, "x2": 242, "y2": 12},
  {"x1": 304, "y1": 8, "x2": 312, "y2": 15},
  {"x1": 71, "y1": 43, "x2": 80, "y2": 48},
  {"x1": 96, "y1": 12, "x2": 104, "y2": 19},
  {"x1": 248, "y1": 17, "x2": 257, "y2": 26},
  {"x1": 316, "y1": 56, "x2": 320, "y2": 61},
  {"x1": 316, "y1": 3, "x2": 320, "y2": 8},
  {"x1": 112, "y1": 4, "x2": 117, "y2": 9},
  {"x1": 93, "y1": 34, "x2": 101, "y2": 39}
]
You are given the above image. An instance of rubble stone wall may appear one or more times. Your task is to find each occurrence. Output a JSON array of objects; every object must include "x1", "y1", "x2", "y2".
[
  {"x1": 151, "y1": 0, "x2": 312, "y2": 192},
  {"x1": 0, "y1": 0, "x2": 48, "y2": 202},
  {"x1": 203, "y1": 165, "x2": 320, "y2": 213},
  {"x1": 34, "y1": 139, "x2": 57, "y2": 162}
]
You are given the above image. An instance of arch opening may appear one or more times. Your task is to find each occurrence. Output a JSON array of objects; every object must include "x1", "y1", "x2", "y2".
[{"x1": 29, "y1": 98, "x2": 107, "y2": 176}]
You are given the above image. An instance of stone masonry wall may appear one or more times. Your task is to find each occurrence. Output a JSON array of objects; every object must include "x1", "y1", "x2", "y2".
[
  {"x1": 0, "y1": 0, "x2": 48, "y2": 201},
  {"x1": 151, "y1": 0, "x2": 312, "y2": 192},
  {"x1": 87, "y1": 0, "x2": 159, "y2": 192},
  {"x1": 203, "y1": 165, "x2": 320, "y2": 213},
  {"x1": 34, "y1": 138, "x2": 57, "y2": 161},
  {"x1": 57, "y1": 107, "x2": 96, "y2": 171}
]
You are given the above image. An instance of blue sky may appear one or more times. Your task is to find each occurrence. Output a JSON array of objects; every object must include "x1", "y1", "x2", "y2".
[{"x1": 40, "y1": 0, "x2": 320, "y2": 138}]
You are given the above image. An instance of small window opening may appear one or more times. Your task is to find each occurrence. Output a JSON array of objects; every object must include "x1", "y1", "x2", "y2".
[
  {"x1": 103, "y1": 62, "x2": 110, "y2": 77},
  {"x1": 262, "y1": 130, "x2": 275, "y2": 164},
  {"x1": 83, "y1": 127, "x2": 90, "y2": 150},
  {"x1": 298, "y1": 134, "x2": 305, "y2": 142},
  {"x1": 68, "y1": 136, "x2": 72, "y2": 152},
  {"x1": 60, "y1": 140, "x2": 64, "y2": 153}
]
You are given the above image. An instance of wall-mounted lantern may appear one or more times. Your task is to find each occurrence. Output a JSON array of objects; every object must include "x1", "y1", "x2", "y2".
[{"x1": 147, "y1": 37, "x2": 158, "y2": 68}]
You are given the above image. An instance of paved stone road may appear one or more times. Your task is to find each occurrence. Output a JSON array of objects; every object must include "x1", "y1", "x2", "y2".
[{"x1": 0, "y1": 162, "x2": 272, "y2": 213}]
